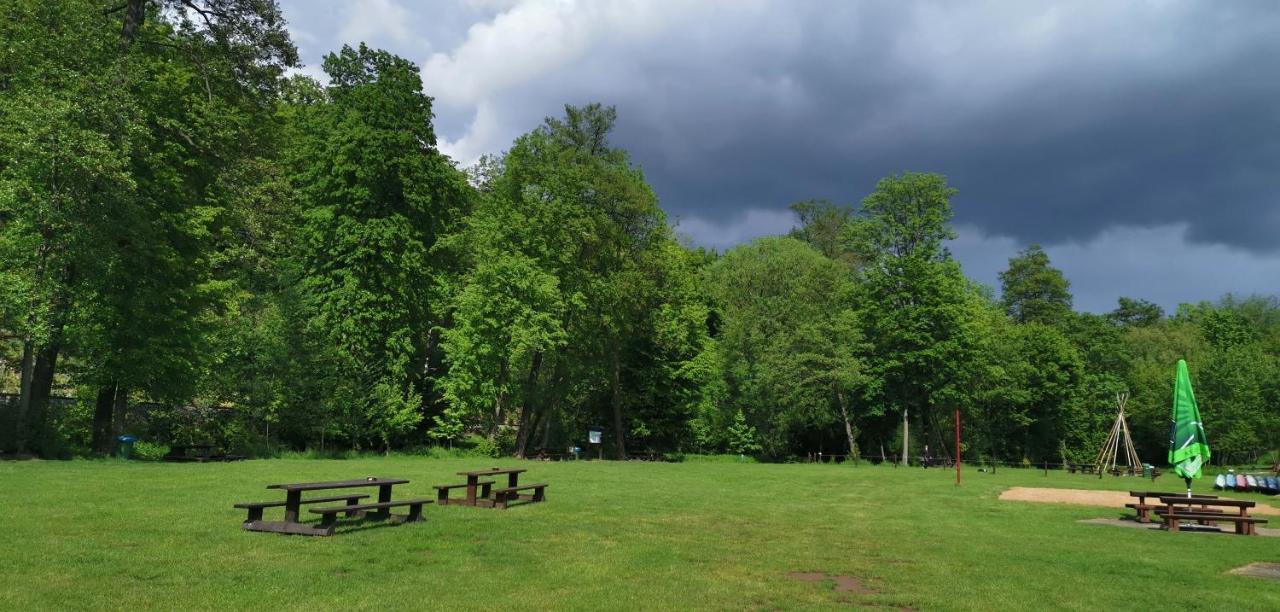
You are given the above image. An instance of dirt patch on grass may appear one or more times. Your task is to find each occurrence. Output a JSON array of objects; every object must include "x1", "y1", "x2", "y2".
[
  {"x1": 786, "y1": 571, "x2": 875, "y2": 594},
  {"x1": 1000, "y1": 487, "x2": 1280, "y2": 515},
  {"x1": 1230, "y1": 563, "x2": 1280, "y2": 581}
]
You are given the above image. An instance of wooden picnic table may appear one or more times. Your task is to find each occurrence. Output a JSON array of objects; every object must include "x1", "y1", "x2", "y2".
[
  {"x1": 241, "y1": 477, "x2": 412, "y2": 535},
  {"x1": 165, "y1": 444, "x2": 215, "y2": 462},
  {"x1": 1127, "y1": 491, "x2": 1218, "y2": 523},
  {"x1": 1157, "y1": 495, "x2": 1266, "y2": 535},
  {"x1": 166, "y1": 444, "x2": 245, "y2": 462},
  {"x1": 455, "y1": 467, "x2": 526, "y2": 507}
]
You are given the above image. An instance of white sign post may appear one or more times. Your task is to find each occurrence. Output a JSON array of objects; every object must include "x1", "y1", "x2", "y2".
[{"x1": 588, "y1": 426, "x2": 603, "y2": 460}]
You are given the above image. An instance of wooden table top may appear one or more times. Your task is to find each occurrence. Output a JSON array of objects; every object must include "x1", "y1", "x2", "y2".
[
  {"x1": 267, "y1": 477, "x2": 409, "y2": 492},
  {"x1": 1130, "y1": 491, "x2": 1217, "y2": 499},
  {"x1": 458, "y1": 467, "x2": 527, "y2": 477},
  {"x1": 1157, "y1": 496, "x2": 1254, "y2": 508}
]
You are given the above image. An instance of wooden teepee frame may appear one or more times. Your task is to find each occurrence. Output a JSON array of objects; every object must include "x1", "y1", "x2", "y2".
[{"x1": 1093, "y1": 393, "x2": 1143, "y2": 476}]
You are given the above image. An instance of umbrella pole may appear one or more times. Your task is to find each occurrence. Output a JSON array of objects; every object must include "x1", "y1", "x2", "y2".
[{"x1": 1185, "y1": 476, "x2": 1192, "y2": 498}]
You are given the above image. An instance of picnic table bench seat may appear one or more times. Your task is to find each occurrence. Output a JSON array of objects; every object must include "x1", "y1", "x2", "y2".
[
  {"x1": 491, "y1": 483, "x2": 548, "y2": 509},
  {"x1": 234, "y1": 493, "x2": 369, "y2": 522},
  {"x1": 1162, "y1": 511, "x2": 1267, "y2": 534},
  {"x1": 434, "y1": 480, "x2": 495, "y2": 504},
  {"x1": 309, "y1": 498, "x2": 433, "y2": 532}
]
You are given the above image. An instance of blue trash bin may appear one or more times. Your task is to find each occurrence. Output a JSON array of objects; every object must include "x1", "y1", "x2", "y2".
[{"x1": 116, "y1": 435, "x2": 137, "y2": 459}]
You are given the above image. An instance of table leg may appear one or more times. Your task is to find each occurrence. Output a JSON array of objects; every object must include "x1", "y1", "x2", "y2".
[
  {"x1": 375, "y1": 484, "x2": 393, "y2": 519},
  {"x1": 465, "y1": 476, "x2": 478, "y2": 506},
  {"x1": 508, "y1": 473, "x2": 519, "y2": 488},
  {"x1": 284, "y1": 490, "x2": 301, "y2": 523}
]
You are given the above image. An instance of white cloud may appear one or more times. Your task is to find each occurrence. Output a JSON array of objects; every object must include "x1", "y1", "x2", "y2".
[
  {"x1": 284, "y1": 63, "x2": 330, "y2": 84},
  {"x1": 339, "y1": 0, "x2": 416, "y2": 48},
  {"x1": 424, "y1": 0, "x2": 749, "y2": 165}
]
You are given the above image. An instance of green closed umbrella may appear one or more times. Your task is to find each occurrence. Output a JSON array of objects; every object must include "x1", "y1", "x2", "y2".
[{"x1": 1168, "y1": 359, "x2": 1210, "y2": 498}]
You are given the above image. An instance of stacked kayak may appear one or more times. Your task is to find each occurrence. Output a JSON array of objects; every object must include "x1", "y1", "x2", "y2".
[{"x1": 1215, "y1": 473, "x2": 1280, "y2": 494}]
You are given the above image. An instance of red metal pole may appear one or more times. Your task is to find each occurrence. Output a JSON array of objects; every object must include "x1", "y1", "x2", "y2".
[{"x1": 955, "y1": 409, "x2": 961, "y2": 486}]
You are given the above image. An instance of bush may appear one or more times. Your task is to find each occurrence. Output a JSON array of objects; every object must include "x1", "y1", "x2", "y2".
[
  {"x1": 462, "y1": 434, "x2": 501, "y2": 458},
  {"x1": 409, "y1": 445, "x2": 491, "y2": 459},
  {"x1": 131, "y1": 441, "x2": 170, "y2": 461},
  {"x1": 495, "y1": 428, "x2": 517, "y2": 455},
  {"x1": 273, "y1": 448, "x2": 358, "y2": 460},
  {"x1": 681, "y1": 453, "x2": 757, "y2": 463}
]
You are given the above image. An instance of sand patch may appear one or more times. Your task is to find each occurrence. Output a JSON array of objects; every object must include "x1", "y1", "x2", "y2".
[
  {"x1": 1230, "y1": 563, "x2": 1280, "y2": 580},
  {"x1": 999, "y1": 487, "x2": 1280, "y2": 516},
  {"x1": 786, "y1": 571, "x2": 875, "y2": 594}
]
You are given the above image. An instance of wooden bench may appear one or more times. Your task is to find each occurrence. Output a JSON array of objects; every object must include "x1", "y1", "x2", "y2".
[
  {"x1": 1153, "y1": 505, "x2": 1225, "y2": 526},
  {"x1": 1126, "y1": 491, "x2": 1217, "y2": 523},
  {"x1": 168, "y1": 445, "x2": 246, "y2": 463},
  {"x1": 309, "y1": 499, "x2": 433, "y2": 533},
  {"x1": 1067, "y1": 463, "x2": 1096, "y2": 475},
  {"x1": 434, "y1": 480, "x2": 494, "y2": 504},
  {"x1": 1163, "y1": 511, "x2": 1267, "y2": 535},
  {"x1": 166, "y1": 444, "x2": 216, "y2": 462},
  {"x1": 234, "y1": 494, "x2": 369, "y2": 523},
  {"x1": 491, "y1": 483, "x2": 548, "y2": 509},
  {"x1": 1158, "y1": 496, "x2": 1265, "y2": 535}
]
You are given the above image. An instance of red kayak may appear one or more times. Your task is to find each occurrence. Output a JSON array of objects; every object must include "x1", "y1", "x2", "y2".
[{"x1": 1238, "y1": 475, "x2": 1250, "y2": 492}]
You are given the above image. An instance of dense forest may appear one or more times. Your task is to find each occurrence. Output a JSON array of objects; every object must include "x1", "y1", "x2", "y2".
[{"x1": 3, "y1": 1, "x2": 1279, "y2": 465}]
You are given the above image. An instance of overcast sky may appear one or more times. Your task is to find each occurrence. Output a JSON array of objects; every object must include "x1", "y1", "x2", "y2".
[{"x1": 279, "y1": 0, "x2": 1280, "y2": 313}]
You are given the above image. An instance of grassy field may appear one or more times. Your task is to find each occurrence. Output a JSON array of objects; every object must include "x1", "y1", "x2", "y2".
[{"x1": 2, "y1": 457, "x2": 1278, "y2": 611}]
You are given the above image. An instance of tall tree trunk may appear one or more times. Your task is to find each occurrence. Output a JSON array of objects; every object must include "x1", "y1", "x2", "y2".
[
  {"x1": 901, "y1": 407, "x2": 909, "y2": 467},
  {"x1": 92, "y1": 383, "x2": 118, "y2": 455},
  {"x1": 538, "y1": 408, "x2": 553, "y2": 450},
  {"x1": 121, "y1": 0, "x2": 148, "y2": 45},
  {"x1": 836, "y1": 389, "x2": 858, "y2": 464},
  {"x1": 610, "y1": 348, "x2": 626, "y2": 460},
  {"x1": 490, "y1": 357, "x2": 509, "y2": 442},
  {"x1": 112, "y1": 386, "x2": 128, "y2": 437},
  {"x1": 12, "y1": 340, "x2": 35, "y2": 453},
  {"x1": 513, "y1": 352, "x2": 544, "y2": 458},
  {"x1": 535, "y1": 361, "x2": 567, "y2": 452},
  {"x1": 28, "y1": 339, "x2": 62, "y2": 457},
  {"x1": 536, "y1": 374, "x2": 565, "y2": 453}
]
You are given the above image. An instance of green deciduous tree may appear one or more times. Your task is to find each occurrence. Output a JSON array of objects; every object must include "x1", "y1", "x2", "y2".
[
  {"x1": 284, "y1": 44, "x2": 469, "y2": 450},
  {"x1": 1109, "y1": 297, "x2": 1164, "y2": 327},
  {"x1": 999, "y1": 245, "x2": 1073, "y2": 325},
  {"x1": 847, "y1": 172, "x2": 974, "y2": 464},
  {"x1": 438, "y1": 103, "x2": 676, "y2": 458},
  {"x1": 788, "y1": 199, "x2": 858, "y2": 265},
  {"x1": 706, "y1": 236, "x2": 864, "y2": 456}
]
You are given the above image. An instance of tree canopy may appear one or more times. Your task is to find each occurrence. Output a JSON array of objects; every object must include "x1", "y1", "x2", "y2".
[{"x1": 3, "y1": 3, "x2": 1279, "y2": 468}]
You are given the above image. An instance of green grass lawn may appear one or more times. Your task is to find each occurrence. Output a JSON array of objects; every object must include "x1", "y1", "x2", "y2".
[{"x1": 2, "y1": 458, "x2": 1278, "y2": 611}]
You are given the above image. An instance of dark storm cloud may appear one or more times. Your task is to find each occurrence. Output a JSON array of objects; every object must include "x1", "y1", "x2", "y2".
[
  {"x1": 278, "y1": 0, "x2": 1280, "y2": 310},
  {"x1": 602, "y1": 1, "x2": 1280, "y2": 250}
]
